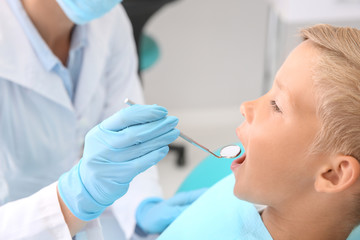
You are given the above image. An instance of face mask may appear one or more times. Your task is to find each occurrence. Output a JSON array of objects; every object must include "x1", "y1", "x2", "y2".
[{"x1": 56, "y1": 0, "x2": 123, "y2": 24}]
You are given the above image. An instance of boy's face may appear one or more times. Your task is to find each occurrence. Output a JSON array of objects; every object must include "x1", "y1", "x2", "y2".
[{"x1": 233, "y1": 40, "x2": 322, "y2": 206}]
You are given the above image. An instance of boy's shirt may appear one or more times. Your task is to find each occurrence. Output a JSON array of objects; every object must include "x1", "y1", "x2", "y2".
[{"x1": 158, "y1": 174, "x2": 273, "y2": 240}]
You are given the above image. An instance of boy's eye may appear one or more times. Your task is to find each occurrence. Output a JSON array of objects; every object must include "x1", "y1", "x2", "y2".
[{"x1": 270, "y1": 100, "x2": 282, "y2": 113}]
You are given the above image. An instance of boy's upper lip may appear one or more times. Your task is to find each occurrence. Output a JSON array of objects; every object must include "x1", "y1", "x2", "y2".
[
  {"x1": 236, "y1": 126, "x2": 247, "y2": 149},
  {"x1": 236, "y1": 126, "x2": 242, "y2": 139},
  {"x1": 237, "y1": 153, "x2": 246, "y2": 164},
  {"x1": 231, "y1": 153, "x2": 246, "y2": 171}
]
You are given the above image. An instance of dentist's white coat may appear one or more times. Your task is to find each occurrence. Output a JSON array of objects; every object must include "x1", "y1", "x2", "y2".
[{"x1": 0, "y1": 1, "x2": 162, "y2": 239}]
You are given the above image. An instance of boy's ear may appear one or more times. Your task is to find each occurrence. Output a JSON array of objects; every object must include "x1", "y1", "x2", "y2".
[{"x1": 314, "y1": 155, "x2": 360, "y2": 193}]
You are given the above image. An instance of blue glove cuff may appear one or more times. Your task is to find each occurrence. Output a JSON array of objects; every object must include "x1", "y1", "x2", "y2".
[
  {"x1": 136, "y1": 197, "x2": 163, "y2": 232},
  {"x1": 58, "y1": 163, "x2": 110, "y2": 221}
]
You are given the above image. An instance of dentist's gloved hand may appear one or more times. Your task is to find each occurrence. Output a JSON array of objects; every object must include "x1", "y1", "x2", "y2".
[
  {"x1": 58, "y1": 104, "x2": 180, "y2": 221},
  {"x1": 56, "y1": 0, "x2": 123, "y2": 24},
  {"x1": 136, "y1": 188, "x2": 207, "y2": 234}
]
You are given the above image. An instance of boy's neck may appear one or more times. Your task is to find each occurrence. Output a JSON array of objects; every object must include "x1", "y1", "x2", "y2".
[
  {"x1": 261, "y1": 198, "x2": 354, "y2": 240},
  {"x1": 21, "y1": 0, "x2": 75, "y2": 66}
]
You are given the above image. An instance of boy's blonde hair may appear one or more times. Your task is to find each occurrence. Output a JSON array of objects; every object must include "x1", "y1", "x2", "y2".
[{"x1": 301, "y1": 24, "x2": 360, "y2": 162}]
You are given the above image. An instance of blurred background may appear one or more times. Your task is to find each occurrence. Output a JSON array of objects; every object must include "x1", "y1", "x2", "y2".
[{"x1": 123, "y1": 0, "x2": 360, "y2": 198}]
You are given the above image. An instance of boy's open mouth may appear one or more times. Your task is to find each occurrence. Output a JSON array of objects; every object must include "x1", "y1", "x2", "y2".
[{"x1": 230, "y1": 153, "x2": 246, "y2": 171}]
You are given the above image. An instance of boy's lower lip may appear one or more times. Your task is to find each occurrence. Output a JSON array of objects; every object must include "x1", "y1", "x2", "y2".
[{"x1": 230, "y1": 154, "x2": 246, "y2": 171}]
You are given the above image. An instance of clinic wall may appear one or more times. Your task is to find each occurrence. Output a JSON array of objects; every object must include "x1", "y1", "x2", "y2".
[{"x1": 142, "y1": 0, "x2": 268, "y2": 111}]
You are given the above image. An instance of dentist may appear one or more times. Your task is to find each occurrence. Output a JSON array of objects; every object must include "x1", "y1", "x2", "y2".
[{"x1": 0, "y1": 0, "x2": 202, "y2": 239}]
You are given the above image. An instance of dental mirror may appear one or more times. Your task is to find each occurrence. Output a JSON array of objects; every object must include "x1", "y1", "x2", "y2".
[{"x1": 124, "y1": 98, "x2": 242, "y2": 159}]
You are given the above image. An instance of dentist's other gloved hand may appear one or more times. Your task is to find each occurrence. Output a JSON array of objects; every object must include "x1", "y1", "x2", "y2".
[
  {"x1": 56, "y1": 0, "x2": 123, "y2": 24},
  {"x1": 58, "y1": 104, "x2": 180, "y2": 221},
  {"x1": 136, "y1": 188, "x2": 207, "y2": 234}
]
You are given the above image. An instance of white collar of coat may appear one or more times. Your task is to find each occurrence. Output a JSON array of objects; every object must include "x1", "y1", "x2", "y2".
[{"x1": 0, "y1": 0, "x2": 108, "y2": 114}]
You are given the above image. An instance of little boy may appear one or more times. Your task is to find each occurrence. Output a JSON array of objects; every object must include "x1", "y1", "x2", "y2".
[
  {"x1": 233, "y1": 24, "x2": 360, "y2": 240},
  {"x1": 156, "y1": 24, "x2": 360, "y2": 240}
]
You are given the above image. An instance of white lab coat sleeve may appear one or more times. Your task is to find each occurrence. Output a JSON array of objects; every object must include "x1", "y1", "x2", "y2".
[
  {"x1": 0, "y1": 182, "x2": 71, "y2": 239},
  {"x1": 0, "y1": 182, "x2": 105, "y2": 240}
]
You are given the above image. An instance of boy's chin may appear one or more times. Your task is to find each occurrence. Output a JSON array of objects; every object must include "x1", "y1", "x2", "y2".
[
  {"x1": 233, "y1": 188, "x2": 266, "y2": 206},
  {"x1": 233, "y1": 188, "x2": 250, "y2": 201}
]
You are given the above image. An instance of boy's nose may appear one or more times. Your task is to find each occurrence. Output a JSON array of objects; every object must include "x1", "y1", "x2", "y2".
[{"x1": 240, "y1": 101, "x2": 254, "y2": 123}]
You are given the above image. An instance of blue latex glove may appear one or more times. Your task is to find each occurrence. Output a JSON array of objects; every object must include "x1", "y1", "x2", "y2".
[
  {"x1": 56, "y1": 0, "x2": 123, "y2": 24},
  {"x1": 136, "y1": 189, "x2": 208, "y2": 234},
  {"x1": 58, "y1": 104, "x2": 180, "y2": 221}
]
